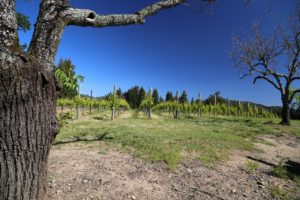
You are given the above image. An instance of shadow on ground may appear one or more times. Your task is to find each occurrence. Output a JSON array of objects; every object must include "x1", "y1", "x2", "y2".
[{"x1": 52, "y1": 132, "x2": 113, "y2": 145}]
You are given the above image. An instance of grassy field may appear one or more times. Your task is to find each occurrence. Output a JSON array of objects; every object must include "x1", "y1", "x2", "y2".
[{"x1": 55, "y1": 110, "x2": 300, "y2": 169}]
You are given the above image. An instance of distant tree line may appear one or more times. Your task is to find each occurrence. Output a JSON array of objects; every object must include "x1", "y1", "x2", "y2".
[
  {"x1": 105, "y1": 87, "x2": 300, "y2": 120},
  {"x1": 120, "y1": 86, "x2": 160, "y2": 109},
  {"x1": 111, "y1": 87, "x2": 190, "y2": 109}
]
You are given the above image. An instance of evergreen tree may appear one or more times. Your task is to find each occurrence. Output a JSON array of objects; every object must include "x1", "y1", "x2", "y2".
[
  {"x1": 204, "y1": 91, "x2": 226, "y2": 105},
  {"x1": 124, "y1": 86, "x2": 140, "y2": 109},
  {"x1": 179, "y1": 90, "x2": 188, "y2": 104},
  {"x1": 152, "y1": 88, "x2": 159, "y2": 105},
  {"x1": 165, "y1": 91, "x2": 174, "y2": 101},
  {"x1": 191, "y1": 97, "x2": 195, "y2": 105},
  {"x1": 138, "y1": 87, "x2": 146, "y2": 107},
  {"x1": 159, "y1": 96, "x2": 164, "y2": 103},
  {"x1": 116, "y1": 88, "x2": 122, "y2": 97}
]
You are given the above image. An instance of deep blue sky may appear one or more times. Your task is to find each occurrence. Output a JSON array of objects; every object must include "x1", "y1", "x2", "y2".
[{"x1": 17, "y1": 0, "x2": 297, "y2": 106}]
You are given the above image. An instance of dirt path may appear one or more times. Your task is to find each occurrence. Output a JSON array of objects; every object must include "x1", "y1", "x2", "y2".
[{"x1": 47, "y1": 134, "x2": 300, "y2": 200}]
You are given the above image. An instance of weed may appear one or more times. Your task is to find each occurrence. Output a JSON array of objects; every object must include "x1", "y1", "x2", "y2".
[
  {"x1": 270, "y1": 185, "x2": 290, "y2": 200},
  {"x1": 272, "y1": 153, "x2": 288, "y2": 179},
  {"x1": 246, "y1": 160, "x2": 259, "y2": 173}
]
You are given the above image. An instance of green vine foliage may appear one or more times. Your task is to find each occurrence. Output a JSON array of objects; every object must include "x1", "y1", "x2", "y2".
[
  {"x1": 153, "y1": 101, "x2": 278, "y2": 119},
  {"x1": 57, "y1": 97, "x2": 130, "y2": 112},
  {"x1": 140, "y1": 91, "x2": 155, "y2": 119},
  {"x1": 56, "y1": 98, "x2": 276, "y2": 119},
  {"x1": 140, "y1": 92, "x2": 154, "y2": 110}
]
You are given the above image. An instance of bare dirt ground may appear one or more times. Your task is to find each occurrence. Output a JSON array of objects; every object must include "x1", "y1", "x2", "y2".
[{"x1": 47, "y1": 134, "x2": 300, "y2": 200}]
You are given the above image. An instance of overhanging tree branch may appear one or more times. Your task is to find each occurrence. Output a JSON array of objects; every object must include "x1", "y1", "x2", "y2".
[
  {"x1": 63, "y1": 0, "x2": 186, "y2": 27},
  {"x1": 28, "y1": 0, "x2": 186, "y2": 69}
]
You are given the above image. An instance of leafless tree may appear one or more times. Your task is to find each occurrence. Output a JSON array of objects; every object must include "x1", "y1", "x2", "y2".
[{"x1": 231, "y1": 9, "x2": 300, "y2": 125}]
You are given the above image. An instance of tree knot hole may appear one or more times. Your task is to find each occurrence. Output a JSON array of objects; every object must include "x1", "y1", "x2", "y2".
[{"x1": 87, "y1": 12, "x2": 96, "y2": 21}]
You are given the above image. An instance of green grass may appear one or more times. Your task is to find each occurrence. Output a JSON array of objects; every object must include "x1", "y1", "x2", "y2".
[{"x1": 55, "y1": 110, "x2": 300, "y2": 169}]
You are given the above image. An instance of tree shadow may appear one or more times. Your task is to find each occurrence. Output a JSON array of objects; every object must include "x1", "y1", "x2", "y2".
[
  {"x1": 263, "y1": 121, "x2": 274, "y2": 125},
  {"x1": 52, "y1": 132, "x2": 113, "y2": 145},
  {"x1": 93, "y1": 116, "x2": 105, "y2": 120},
  {"x1": 285, "y1": 160, "x2": 300, "y2": 177},
  {"x1": 247, "y1": 156, "x2": 276, "y2": 167},
  {"x1": 247, "y1": 156, "x2": 300, "y2": 180}
]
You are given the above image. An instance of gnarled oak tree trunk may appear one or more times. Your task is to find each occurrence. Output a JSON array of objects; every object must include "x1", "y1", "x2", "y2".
[
  {"x1": 0, "y1": 52, "x2": 60, "y2": 200},
  {"x1": 281, "y1": 103, "x2": 290, "y2": 125},
  {"x1": 280, "y1": 95, "x2": 291, "y2": 125}
]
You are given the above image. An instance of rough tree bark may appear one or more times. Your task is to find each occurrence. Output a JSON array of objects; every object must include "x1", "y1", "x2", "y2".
[
  {"x1": 0, "y1": 0, "x2": 185, "y2": 199},
  {"x1": 0, "y1": 50, "x2": 60, "y2": 200},
  {"x1": 0, "y1": 1, "x2": 61, "y2": 199}
]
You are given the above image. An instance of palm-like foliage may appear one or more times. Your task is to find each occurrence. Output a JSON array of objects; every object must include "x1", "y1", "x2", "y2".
[{"x1": 55, "y1": 68, "x2": 84, "y2": 91}]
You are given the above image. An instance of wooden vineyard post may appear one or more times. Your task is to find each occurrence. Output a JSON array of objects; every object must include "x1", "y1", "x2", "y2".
[
  {"x1": 247, "y1": 102, "x2": 250, "y2": 118},
  {"x1": 198, "y1": 93, "x2": 202, "y2": 118},
  {"x1": 78, "y1": 84, "x2": 81, "y2": 98},
  {"x1": 238, "y1": 100, "x2": 241, "y2": 117},
  {"x1": 214, "y1": 94, "x2": 217, "y2": 117},
  {"x1": 90, "y1": 90, "x2": 93, "y2": 114},
  {"x1": 76, "y1": 84, "x2": 81, "y2": 119},
  {"x1": 174, "y1": 90, "x2": 179, "y2": 119},
  {"x1": 61, "y1": 104, "x2": 64, "y2": 115},
  {"x1": 111, "y1": 84, "x2": 116, "y2": 120},
  {"x1": 227, "y1": 99, "x2": 230, "y2": 117}
]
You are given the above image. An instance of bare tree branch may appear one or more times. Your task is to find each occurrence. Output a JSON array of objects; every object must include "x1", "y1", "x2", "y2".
[
  {"x1": 253, "y1": 75, "x2": 281, "y2": 91},
  {"x1": 63, "y1": 0, "x2": 186, "y2": 27},
  {"x1": 288, "y1": 32, "x2": 300, "y2": 79},
  {"x1": 271, "y1": 73, "x2": 284, "y2": 93},
  {"x1": 291, "y1": 76, "x2": 300, "y2": 81}
]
